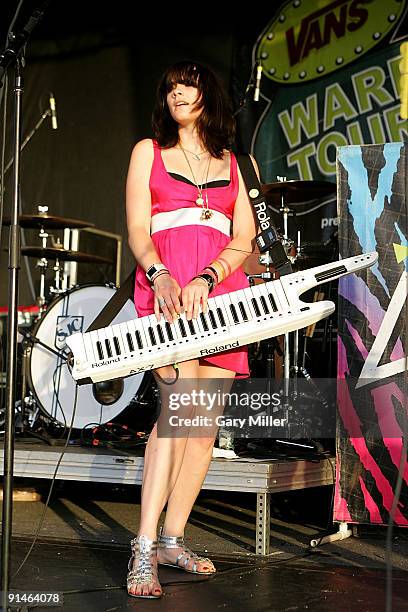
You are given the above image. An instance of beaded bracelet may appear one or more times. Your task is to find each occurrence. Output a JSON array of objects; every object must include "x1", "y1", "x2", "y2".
[
  {"x1": 209, "y1": 260, "x2": 225, "y2": 283},
  {"x1": 203, "y1": 266, "x2": 219, "y2": 283}
]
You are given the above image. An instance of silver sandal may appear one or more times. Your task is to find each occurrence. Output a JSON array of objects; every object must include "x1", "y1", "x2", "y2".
[
  {"x1": 127, "y1": 534, "x2": 162, "y2": 598},
  {"x1": 158, "y1": 527, "x2": 216, "y2": 574}
]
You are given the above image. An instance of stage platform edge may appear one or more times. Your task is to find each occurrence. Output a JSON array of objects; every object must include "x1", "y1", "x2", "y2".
[{"x1": 1, "y1": 442, "x2": 335, "y2": 555}]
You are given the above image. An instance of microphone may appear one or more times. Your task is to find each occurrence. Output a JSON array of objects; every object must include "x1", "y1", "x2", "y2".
[
  {"x1": 49, "y1": 92, "x2": 58, "y2": 129},
  {"x1": 253, "y1": 63, "x2": 263, "y2": 102}
]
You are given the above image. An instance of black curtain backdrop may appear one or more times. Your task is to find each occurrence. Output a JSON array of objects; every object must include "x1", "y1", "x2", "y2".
[{"x1": 0, "y1": 2, "x2": 265, "y2": 307}]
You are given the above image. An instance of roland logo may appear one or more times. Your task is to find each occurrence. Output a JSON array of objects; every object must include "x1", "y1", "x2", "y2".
[
  {"x1": 92, "y1": 357, "x2": 120, "y2": 368},
  {"x1": 254, "y1": 201, "x2": 271, "y2": 230},
  {"x1": 200, "y1": 340, "x2": 240, "y2": 355},
  {"x1": 286, "y1": 0, "x2": 369, "y2": 67}
]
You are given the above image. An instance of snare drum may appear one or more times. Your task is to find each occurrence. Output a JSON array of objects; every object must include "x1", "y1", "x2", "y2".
[{"x1": 27, "y1": 284, "x2": 146, "y2": 430}]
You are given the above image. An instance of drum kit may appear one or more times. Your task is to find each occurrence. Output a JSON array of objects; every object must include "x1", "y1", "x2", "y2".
[{"x1": 0, "y1": 206, "x2": 156, "y2": 435}]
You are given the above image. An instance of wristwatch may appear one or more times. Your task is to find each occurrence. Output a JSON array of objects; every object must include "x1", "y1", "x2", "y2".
[
  {"x1": 195, "y1": 273, "x2": 215, "y2": 293},
  {"x1": 146, "y1": 263, "x2": 168, "y2": 284}
]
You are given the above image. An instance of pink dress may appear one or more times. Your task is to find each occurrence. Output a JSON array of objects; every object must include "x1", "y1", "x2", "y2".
[{"x1": 133, "y1": 140, "x2": 250, "y2": 378}]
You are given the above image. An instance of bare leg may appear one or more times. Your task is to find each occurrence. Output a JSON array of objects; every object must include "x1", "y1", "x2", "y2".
[
  {"x1": 129, "y1": 358, "x2": 200, "y2": 597},
  {"x1": 158, "y1": 363, "x2": 236, "y2": 572}
]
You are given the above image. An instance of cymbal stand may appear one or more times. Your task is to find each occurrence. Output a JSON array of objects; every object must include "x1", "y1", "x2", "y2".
[
  {"x1": 37, "y1": 229, "x2": 49, "y2": 309},
  {"x1": 49, "y1": 239, "x2": 66, "y2": 297},
  {"x1": 276, "y1": 178, "x2": 312, "y2": 443},
  {"x1": 277, "y1": 176, "x2": 292, "y2": 395},
  {"x1": 247, "y1": 253, "x2": 281, "y2": 397}
]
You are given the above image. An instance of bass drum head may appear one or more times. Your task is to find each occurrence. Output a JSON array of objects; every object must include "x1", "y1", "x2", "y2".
[{"x1": 28, "y1": 285, "x2": 144, "y2": 430}]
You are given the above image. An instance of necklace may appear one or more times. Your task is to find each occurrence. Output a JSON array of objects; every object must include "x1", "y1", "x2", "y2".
[
  {"x1": 179, "y1": 146, "x2": 213, "y2": 220},
  {"x1": 177, "y1": 145, "x2": 208, "y2": 161}
]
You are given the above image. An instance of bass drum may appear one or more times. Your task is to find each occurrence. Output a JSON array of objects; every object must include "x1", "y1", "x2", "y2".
[{"x1": 28, "y1": 284, "x2": 146, "y2": 430}]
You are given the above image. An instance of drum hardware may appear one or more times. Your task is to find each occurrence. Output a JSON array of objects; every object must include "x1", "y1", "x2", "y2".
[
  {"x1": 17, "y1": 203, "x2": 113, "y2": 307},
  {"x1": 261, "y1": 178, "x2": 336, "y2": 206},
  {"x1": 19, "y1": 327, "x2": 68, "y2": 361},
  {"x1": 243, "y1": 178, "x2": 337, "y2": 452},
  {"x1": 2, "y1": 212, "x2": 96, "y2": 230},
  {"x1": 22, "y1": 245, "x2": 113, "y2": 265},
  {"x1": 26, "y1": 284, "x2": 145, "y2": 430}
]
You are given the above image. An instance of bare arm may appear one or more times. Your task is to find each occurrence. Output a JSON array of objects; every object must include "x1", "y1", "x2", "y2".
[
  {"x1": 126, "y1": 138, "x2": 159, "y2": 270},
  {"x1": 126, "y1": 139, "x2": 181, "y2": 321}
]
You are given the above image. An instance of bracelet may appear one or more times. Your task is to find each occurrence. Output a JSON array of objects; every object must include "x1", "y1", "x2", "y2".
[
  {"x1": 216, "y1": 257, "x2": 232, "y2": 277},
  {"x1": 193, "y1": 273, "x2": 215, "y2": 293},
  {"x1": 152, "y1": 270, "x2": 170, "y2": 283},
  {"x1": 224, "y1": 246, "x2": 253, "y2": 254},
  {"x1": 146, "y1": 262, "x2": 168, "y2": 283},
  {"x1": 203, "y1": 266, "x2": 219, "y2": 283},
  {"x1": 209, "y1": 260, "x2": 225, "y2": 283}
]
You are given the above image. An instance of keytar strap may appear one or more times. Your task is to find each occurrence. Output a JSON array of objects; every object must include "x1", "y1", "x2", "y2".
[
  {"x1": 236, "y1": 153, "x2": 292, "y2": 276},
  {"x1": 86, "y1": 268, "x2": 135, "y2": 333}
]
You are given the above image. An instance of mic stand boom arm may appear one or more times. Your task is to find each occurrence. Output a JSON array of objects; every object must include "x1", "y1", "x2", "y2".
[{"x1": 3, "y1": 107, "x2": 52, "y2": 176}]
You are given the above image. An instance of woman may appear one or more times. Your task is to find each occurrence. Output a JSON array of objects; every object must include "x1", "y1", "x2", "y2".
[{"x1": 125, "y1": 60, "x2": 258, "y2": 598}]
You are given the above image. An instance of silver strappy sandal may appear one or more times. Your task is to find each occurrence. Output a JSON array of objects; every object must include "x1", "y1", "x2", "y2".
[
  {"x1": 127, "y1": 534, "x2": 162, "y2": 598},
  {"x1": 158, "y1": 527, "x2": 216, "y2": 574}
]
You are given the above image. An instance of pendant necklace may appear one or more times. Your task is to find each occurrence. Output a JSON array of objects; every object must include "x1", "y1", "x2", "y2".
[
  {"x1": 177, "y1": 145, "x2": 208, "y2": 161},
  {"x1": 179, "y1": 145, "x2": 213, "y2": 220}
]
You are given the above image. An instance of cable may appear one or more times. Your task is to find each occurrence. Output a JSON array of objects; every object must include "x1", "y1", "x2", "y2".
[
  {"x1": 11, "y1": 383, "x2": 79, "y2": 581},
  {"x1": 306, "y1": 453, "x2": 337, "y2": 548},
  {"x1": 52, "y1": 547, "x2": 312, "y2": 600},
  {"x1": 79, "y1": 421, "x2": 148, "y2": 450}
]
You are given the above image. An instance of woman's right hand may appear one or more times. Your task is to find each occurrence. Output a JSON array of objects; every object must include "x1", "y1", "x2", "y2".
[{"x1": 153, "y1": 274, "x2": 182, "y2": 322}]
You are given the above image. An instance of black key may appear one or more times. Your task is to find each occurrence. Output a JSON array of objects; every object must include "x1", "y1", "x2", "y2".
[
  {"x1": 126, "y1": 332, "x2": 134, "y2": 352},
  {"x1": 113, "y1": 337, "x2": 121, "y2": 355},
  {"x1": 96, "y1": 341, "x2": 104, "y2": 360},
  {"x1": 260, "y1": 295, "x2": 270, "y2": 314},
  {"x1": 200, "y1": 313, "x2": 209, "y2": 331},
  {"x1": 217, "y1": 307, "x2": 226, "y2": 327},
  {"x1": 268, "y1": 292, "x2": 278, "y2": 312},
  {"x1": 105, "y1": 338, "x2": 113, "y2": 358},
  {"x1": 187, "y1": 319, "x2": 196, "y2": 335},
  {"x1": 148, "y1": 327, "x2": 157, "y2": 346},
  {"x1": 251, "y1": 297, "x2": 262, "y2": 318},
  {"x1": 178, "y1": 318, "x2": 187, "y2": 337},
  {"x1": 208, "y1": 310, "x2": 218, "y2": 328},
  {"x1": 238, "y1": 301, "x2": 249, "y2": 321},
  {"x1": 157, "y1": 325, "x2": 165, "y2": 343},
  {"x1": 135, "y1": 330, "x2": 143, "y2": 349},
  {"x1": 165, "y1": 322, "x2": 174, "y2": 341},
  {"x1": 229, "y1": 303, "x2": 240, "y2": 324}
]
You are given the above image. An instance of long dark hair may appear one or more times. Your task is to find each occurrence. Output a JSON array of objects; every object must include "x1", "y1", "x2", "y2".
[{"x1": 152, "y1": 61, "x2": 235, "y2": 159}]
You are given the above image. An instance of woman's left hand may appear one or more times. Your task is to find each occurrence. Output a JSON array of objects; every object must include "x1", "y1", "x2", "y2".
[{"x1": 181, "y1": 278, "x2": 209, "y2": 320}]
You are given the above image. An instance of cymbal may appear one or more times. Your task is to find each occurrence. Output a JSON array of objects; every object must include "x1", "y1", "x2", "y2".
[
  {"x1": 3, "y1": 214, "x2": 95, "y2": 230},
  {"x1": 21, "y1": 246, "x2": 112, "y2": 264},
  {"x1": 262, "y1": 180, "x2": 335, "y2": 205}
]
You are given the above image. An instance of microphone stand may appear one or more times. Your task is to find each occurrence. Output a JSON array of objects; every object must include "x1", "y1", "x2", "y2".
[
  {"x1": 2, "y1": 56, "x2": 24, "y2": 610},
  {"x1": 0, "y1": 3, "x2": 50, "y2": 606}
]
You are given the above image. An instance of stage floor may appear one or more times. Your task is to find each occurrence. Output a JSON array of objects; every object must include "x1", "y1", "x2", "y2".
[
  {"x1": 3, "y1": 477, "x2": 408, "y2": 611},
  {"x1": 1, "y1": 444, "x2": 407, "y2": 610},
  {"x1": 5, "y1": 535, "x2": 408, "y2": 612}
]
